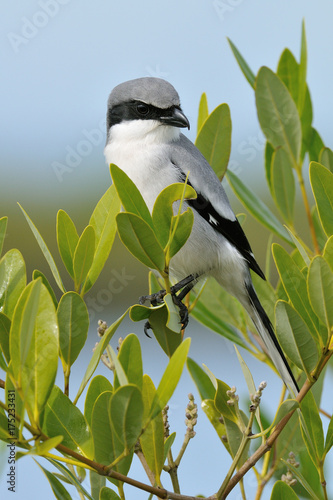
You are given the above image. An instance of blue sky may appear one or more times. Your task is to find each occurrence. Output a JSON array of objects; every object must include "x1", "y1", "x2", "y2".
[{"x1": 1, "y1": 1, "x2": 333, "y2": 499}]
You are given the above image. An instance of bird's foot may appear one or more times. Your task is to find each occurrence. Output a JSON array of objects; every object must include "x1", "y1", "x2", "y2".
[{"x1": 139, "y1": 274, "x2": 198, "y2": 334}]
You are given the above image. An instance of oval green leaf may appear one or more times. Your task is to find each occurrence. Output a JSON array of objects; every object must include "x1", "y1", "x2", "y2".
[
  {"x1": 82, "y1": 184, "x2": 121, "y2": 294},
  {"x1": 110, "y1": 384, "x2": 143, "y2": 453},
  {"x1": 114, "y1": 334, "x2": 143, "y2": 391},
  {"x1": 275, "y1": 301, "x2": 318, "y2": 376},
  {"x1": 42, "y1": 385, "x2": 94, "y2": 459},
  {"x1": 226, "y1": 170, "x2": 293, "y2": 245},
  {"x1": 57, "y1": 209, "x2": 79, "y2": 279},
  {"x1": 10, "y1": 280, "x2": 58, "y2": 426},
  {"x1": 58, "y1": 292, "x2": 89, "y2": 368},
  {"x1": 271, "y1": 147, "x2": 295, "y2": 223},
  {"x1": 197, "y1": 92, "x2": 209, "y2": 134},
  {"x1": 150, "y1": 338, "x2": 191, "y2": 419},
  {"x1": 270, "y1": 480, "x2": 299, "y2": 500},
  {"x1": 0, "y1": 249, "x2": 26, "y2": 319},
  {"x1": 308, "y1": 256, "x2": 333, "y2": 338},
  {"x1": 255, "y1": 66, "x2": 301, "y2": 168},
  {"x1": 84, "y1": 375, "x2": 113, "y2": 427},
  {"x1": 195, "y1": 103, "x2": 231, "y2": 180},
  {"x1": 110, "y1": 163, "x2": 153, "y2": 228},
  {"x1": 116, "y1": 212, "x2": 165, "y2": 271},
  {"x1": 310, "y1": 161, "x2": 333, "y2": 237},
  {"x1": 73, "y1": 225, "x2": 95, "y2": 290}
]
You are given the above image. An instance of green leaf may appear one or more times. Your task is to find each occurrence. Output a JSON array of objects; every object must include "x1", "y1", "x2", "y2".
[
  {"x1": 311, "y1": 205, "x2": 327, "y2": 251},
  {"x1": 110, "y1": 163, "x2": 153, "y2": 228},
  {"x1": 10, "y1": 280, "x2": 58, "y2": 426},
  {"x1": 0, "y1": 249, "x2": 26, "y2": 319},
  {"x1": 150, "y1": 338, "x2": 191, "y2": 419},
  {"x1": 169, "y1": 208, "x2": 194, "y2": 259},
  {"x1": 82, "y1": 185, "x2": 121, "y2": 294},
  {"x1": 310, "y1": 161, "x2": 333, "y2": 237},
  {"x1": 271, "y1": 399, "x2": 299, "y2": 428},
  {"x1": 323, "y1": 235, "x2": 333, "y2": 270},
  {"x1": 187, "y1": 357, "x2": 216, "y2": 400},
  {"x1": 164, "y1": 293, "x2": 182, "y2": 334},
  {"x1": 17, "y1": 436, "x2": 64, "y2": 458},
  {"x1": 224, "y1": 412, "x2": 250, "y2": 465},
  {"x1": 197, "y1": 92, "x2": 209, "y2": 134},
  {"x1": 195, "y1": 103, "x2": 231, "y2": 180},
  {"x1": 90, "y1": 470, "x2": 106, "y2": 500},
  {"x1": 255, "y1": 66, "x2": 301, "y2": 168},
  {"x1": 58, "y1": 292, "x2": 89, "y2": 369},
  {"x1": 140, "y1": 375, "x2": 164, "y2": 484},
  {"x1": 280, "y1": 458, "x2": 322, "y2": 500},
  {"x1": 324, "y1": 413, "x2": 333, "y2": 456},
  {"x1": 190, "y1": 277, "x2": 247, "y2": 348},
  {"x1": 84, "y1": 375, "x2": 113, "y2": 427},
  {"x1": 57, "y1": 209, "x2": 79, "y2": 279},
  {"x1": 42, "y1": 385, "x2": 94, "y2": 459},
  {"x1": 32, "y1": 269, "x2": 58, "y2": 309},
  {"x1": 148, "y1": 305, "x2": 182, "y2": 357},
  {"x1": 234, "y1": 346, "x2": 256, "y2": 396},
  {"x1": 226, "y1": 170, "x2": 293, "y2": 245},
  {"x1": 264, "y1": 141, "x2": 274, "y2": 191},
  {"x1": 0, "y1": 312, "x2": 11, "y2": 364},
  {"x1": 110, "y1": 384, "x2": 143, "y2": 453},
  {"x1": 114, "y1": 334, "x2": 143, "y2": 391},
  {"x1": 48, "y1": 459, "x2": 95, "y2": 500},
  {"x1": 272, "y1": 244, "x2": 321, "y2": 342},
  {"x1": 270, "y1": 480, "x2": 299, "y2": 500},
  {"x1": 308, "y1": 127, "x2": 325, "y2": 162},
  {"x1": 214, "y1": 379, "x2": 238, "y2": 423},
  {"x1": 308, "y1": 256, "x2": 333, "y2": 338},
  {"x1": 319, "y1": 147, "x2": 333, "y2": 173},
  {"x1": 284, "y1": 227, "x2": 310, "y2": 267},
  {"x1": 271, "y1": 147, "x2": 295, "y2": 223},
  {"x1": 73, "y1": 225, "x2": 95, "y2": 290},
  {"x1": 74, "y1": 311, "x2": 128, "y2": 404},
  {"x1": 299, "y1": 390, "x2": 324, "y2": 462},
  {"x1": 151, "y1": 183, "x2": 196, "y2": 248},
  {"x1": 277, "y1": 49, "x2": 299, "y2": 104},
  {"x1": 116, "y1": 212, "x2": 165, "y2": 272},
  {"x1": 163, "y1": 432, "x2": 176, "y2": 462},
  {"x1": 91, "y1": 391, "x2": 133, "y2": 480},
  {"x1": 107, "y1": 345, "x2": 129, "y2": 386},
  {"x1": 0, "y1": 217, "x2": 8, "y2": 257},
  {"x1": 35, "y1": 461, "x2": 72, "y2": 500},
  {"x1": 275, "y1": 301, "x2": 319, "y2": 376},
  {"x1": 18, "y1": 203, "x2": 65, "y2": 293},
  {"x1": 298, "y1": 19, "x2": 307, "y2": 113},
  {"x1": 227, "y1": 38, "x2": 255, "y2": 88},
  {"x1": 100, "y1": 487, "x2": 121, "y2": 500},
  {"x1": 201, "y1": 399, "x2": 228, "y2": 446}
]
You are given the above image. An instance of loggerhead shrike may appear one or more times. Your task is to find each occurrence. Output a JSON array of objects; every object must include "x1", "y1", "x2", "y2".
[{"x1": 104, "y1": 77, "x2": 299, "y2": 395}]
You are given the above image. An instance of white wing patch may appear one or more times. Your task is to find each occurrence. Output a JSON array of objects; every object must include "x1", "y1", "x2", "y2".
[{"x1": 208, "y1": 213, "x2": 219, "y2": 226}]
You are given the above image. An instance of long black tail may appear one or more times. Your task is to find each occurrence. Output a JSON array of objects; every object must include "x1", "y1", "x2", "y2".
[{"x1": 245, "y1": 281, "x2": 299, "y2": 396}]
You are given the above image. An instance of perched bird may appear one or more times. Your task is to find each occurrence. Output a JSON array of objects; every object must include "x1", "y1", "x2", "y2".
[{"x1": 104, "y1": 77, "x2": 299, "y2": 395}]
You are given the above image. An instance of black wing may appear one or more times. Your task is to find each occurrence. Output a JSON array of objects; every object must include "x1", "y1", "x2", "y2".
[{"x1": 174, "y1": 167, "x2": 265, "y2": 279}]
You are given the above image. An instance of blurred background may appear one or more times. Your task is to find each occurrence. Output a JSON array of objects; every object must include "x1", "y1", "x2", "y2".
[{"x1": 1, "y1": 1, "x2": 333, "y2": 498}]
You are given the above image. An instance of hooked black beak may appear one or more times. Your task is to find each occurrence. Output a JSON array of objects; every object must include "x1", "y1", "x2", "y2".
[{"x1": 160, "y1": 107, "x2": 190, "y2": 130}]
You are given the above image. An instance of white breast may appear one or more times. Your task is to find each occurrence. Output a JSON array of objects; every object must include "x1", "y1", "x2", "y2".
[{"x1": 104, "y1": 120, "x2": 181, "y2": 211}]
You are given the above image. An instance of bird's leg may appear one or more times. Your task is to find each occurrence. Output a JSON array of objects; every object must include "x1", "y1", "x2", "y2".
[{"x1": 139, "y1": 274, "x2": 198, "y2": 334}]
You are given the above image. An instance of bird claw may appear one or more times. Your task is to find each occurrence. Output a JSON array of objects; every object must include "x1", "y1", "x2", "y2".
[{"x1": 139, "y1": 289, "x2": 166, "y2": 306}]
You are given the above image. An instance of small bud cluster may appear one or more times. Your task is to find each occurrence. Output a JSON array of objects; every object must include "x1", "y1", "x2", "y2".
[
  {"x1": 226, "y1": 386, "x2": 239, "y2": 406},
  {"x1": 162, "y1": 405, "x2": 170, "y2": 438},
  {"x1": 117, "y1": 337, "x2": 123, "y2": 351},
  {"x1": 281, "y1": 452, "x2": 299, "y2": 487},
  {"x1": 249, "y1": 381, "x2": 267, "y2": 412},
  {"x1": 97, "y1": 319, "x2": 108, "y2": 337},
  {"x1": 185, "y1": 393, "x2": 197, "y2": 438}
]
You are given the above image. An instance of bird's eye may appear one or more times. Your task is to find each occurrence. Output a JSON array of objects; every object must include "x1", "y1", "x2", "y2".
[{"x1": 136, "y1": 103, "x2": 149, "y2": 115}]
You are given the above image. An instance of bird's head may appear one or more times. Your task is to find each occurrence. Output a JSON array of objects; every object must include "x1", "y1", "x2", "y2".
[{"x1": 105, "y1": 77, "x2": 190, "y2": 144}]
